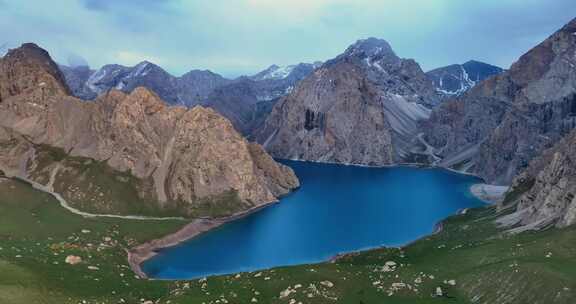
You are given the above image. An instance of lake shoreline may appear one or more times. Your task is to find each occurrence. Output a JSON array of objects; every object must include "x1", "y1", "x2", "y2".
[
  {"x1": 128, "y1": 201, "x2": 280, "y2": 279},
  {"x1": 129, "y1": 160, "x2": 508, "y2": 280}
]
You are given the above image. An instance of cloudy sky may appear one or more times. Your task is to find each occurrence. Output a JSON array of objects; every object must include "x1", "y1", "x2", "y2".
[{"x1": 0, "y1": 0, "x2": 574, "y2": 77}]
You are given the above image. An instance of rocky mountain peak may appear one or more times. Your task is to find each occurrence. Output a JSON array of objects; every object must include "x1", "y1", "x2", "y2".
[
  {"x1": 426, "y1": 60, "x2": 504, "y2": 98},
  {"x1": 125, "y1": 86, "x2": 167, "y2": 110},
  {"x1": 562, "y1": 17, "x2": 576, "y2": 32},
  {"x1": 343, "y1": 37, "x2": 396, "y2": 59},
  {"x1": 0, "y1": 43, "x2": 299, "y2": 218},
  {"x1": 424, "y1": 17, "x2": 576, "y2": 185},
  {"x1": 0, "y1": 43, "x2": 71, "y2": 102},
  {"x1": 181, "y1": 69, "x2": 225, "y2": 79},
  {"x1": 508, "y1": 17, "x2": 576, "y2": 91},
  {"x1": 256, "y1": 37, "x2": 438, "y2": 165},
  {"x1": 250, "y1": 64, "x2": 294, "y2": 81}
]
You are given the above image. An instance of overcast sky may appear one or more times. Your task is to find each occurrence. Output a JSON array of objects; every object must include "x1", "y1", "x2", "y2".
[{"x1": 0, "y1": 0, "x2": 574, "y2": 77}]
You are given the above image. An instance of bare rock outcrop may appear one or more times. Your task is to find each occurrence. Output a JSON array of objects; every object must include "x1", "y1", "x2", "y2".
[
  {"x1": 0, "y1": 43, "x2": 299, "y2": 217},
  {"x1": 423, "y1": 18, "x2": 576, "y2": 184},
  {"x1": 498, "y1": 129, "x2": 576, "y2": 229},
  {"x1": 255, "y1": 38, "x2": 438, "y2": 165}
]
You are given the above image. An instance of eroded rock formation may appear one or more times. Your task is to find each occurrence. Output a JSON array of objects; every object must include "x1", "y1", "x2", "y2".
[
  {"x1": 256, "y1": 38, "x2": 438, "y2": 165},
  {"x1": 0, "y1": 43, "x2": 299, "y2": 217}
]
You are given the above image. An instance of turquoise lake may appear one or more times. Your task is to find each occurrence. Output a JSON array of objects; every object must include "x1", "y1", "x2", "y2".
[{"x1": 142, "y1": 160, "x2": 486, "y2": 279}]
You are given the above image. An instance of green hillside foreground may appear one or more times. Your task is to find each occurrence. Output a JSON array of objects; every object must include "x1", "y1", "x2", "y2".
[{"x1": 0, "y1": 176, "x2": 575, "y2": 304}]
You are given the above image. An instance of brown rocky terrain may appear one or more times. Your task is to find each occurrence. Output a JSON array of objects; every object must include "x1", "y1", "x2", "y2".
[{"x1": 0, "y1": 43, "x2": 299, "y2": 218}]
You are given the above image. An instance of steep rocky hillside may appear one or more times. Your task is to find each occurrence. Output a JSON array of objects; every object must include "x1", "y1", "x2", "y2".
[
  {"x1": 255, "y1": 38, "x2": 438, "y2": 165},
  {"x1": 498, "y1": 128, "x2": 576, "y2": 231},
  {"x1": 423, "y1": 18, "x2": 576, "y2": 184},
  {"x1": 0, "y1": 43, "x2": 299, "y2": 218}
]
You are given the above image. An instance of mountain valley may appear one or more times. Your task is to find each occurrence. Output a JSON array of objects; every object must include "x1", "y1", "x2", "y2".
[{"x1": 0, "y1": 8, "x2": 575, "y2": 304}]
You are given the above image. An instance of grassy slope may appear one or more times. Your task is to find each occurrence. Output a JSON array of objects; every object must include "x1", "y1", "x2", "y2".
[
  {"x1": 0, "y1": 177, "x2": 575, "y2": 304},
  {"x1": 28, "y1": 145, "x2": 246, "y2": 218}
]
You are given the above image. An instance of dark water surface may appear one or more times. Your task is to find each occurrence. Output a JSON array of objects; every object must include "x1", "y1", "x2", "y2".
[{"x1": 142, "y1": 160, "x2": 485, "y2": 279}]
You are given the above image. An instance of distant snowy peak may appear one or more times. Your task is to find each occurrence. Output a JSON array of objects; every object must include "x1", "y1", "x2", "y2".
[
  {"x1": 251, "y1": 62, "x2": 323, "y2": 81},
  {"x1": 329, "y1": 37, "x2": 404, "y2": 77},
  {"x1": 84, "y1": 64, "x2": 131, "y2": 95},
  {"x1": 130, "y1": 61, "x2": 153, "y2": 77},
  {"x1": 427, "y1": 60, "x2": 504, "y2": 97},
  {"x1": 252, "y1": 64, "x2": 295, "y2": 81}
]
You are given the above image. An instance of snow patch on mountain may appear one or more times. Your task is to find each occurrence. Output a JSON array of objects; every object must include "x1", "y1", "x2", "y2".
[
  {"x1": 85, "y1": 68, "x2": 109, "y2": 94},
  {"x1": 427, "y1": 61, "x2": 504, "y2": 98}
]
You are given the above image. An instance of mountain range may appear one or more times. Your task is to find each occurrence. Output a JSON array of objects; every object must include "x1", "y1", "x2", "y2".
[
  {"x1": 0, "y1": 43, "x2": 299, "y2": 218},
  {"x1": 5, "y1": 18, "x2": 575, "y2": 235},
  {"x1": 2, "y1": 12, "x2": 576, "y2": 304},
  {"x1": 59, "y1": 61, "x2": 321, "y2": 135},
  {"x1": 256, "y1": 37, "x2": 438, "y2": 165},
  {"x1": 254, "y1": 18, "x2": 576, "y2": 230},
  {"x1": 59, "y1": 53, "x2": 499, "y2": 136}
]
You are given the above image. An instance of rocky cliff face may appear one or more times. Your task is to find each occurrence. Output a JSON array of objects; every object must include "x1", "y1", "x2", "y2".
[
  {"x1": 497, "y1": 129, "x2": 576, "y2": 231},
  {"x1": 426, "y1": 60, "x2": 504, "y2": 99},
  {"x1": 255, "y1": 38, "x2": 438, "y2": 165},
  {"x1": 424, "y1": 18, "x2": 576, "y2": 184},
  {"x1": 0, "y1": 43, "x2": 299, "y2": 218},
  {"x1": 0, "y1": 43, "x2": 71, "y2": 101}
]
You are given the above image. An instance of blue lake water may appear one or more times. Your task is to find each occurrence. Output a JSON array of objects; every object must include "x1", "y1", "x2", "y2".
[{"x1": 142, "y1": 160, "x2": 485, "y2": 279}]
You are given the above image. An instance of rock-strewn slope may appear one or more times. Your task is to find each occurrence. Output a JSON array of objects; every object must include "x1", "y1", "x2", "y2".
[
  {"x1": 424, "y1": 18, "x2": 576, "y2": 184},
  {"x1": 256, "y1": 38, "x2": 438, "y2": 165},
  {"x1": 0, "y1": 43, "x2": 299, "y2": 217},
  {"x1": 498, "y1": 129, "x2": 576, "y2": 230}
]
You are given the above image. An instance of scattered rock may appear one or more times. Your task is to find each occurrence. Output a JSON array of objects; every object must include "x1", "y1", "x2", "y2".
[
  {"x1": 279, "y1": 286, "x2": 296, "y2": 298},
  {"x1": 320, "y1": 281, "x2": 334, "y2": 288},
  {"x1": 65, "y1": 255, "x2": 82, "y2": 265}
]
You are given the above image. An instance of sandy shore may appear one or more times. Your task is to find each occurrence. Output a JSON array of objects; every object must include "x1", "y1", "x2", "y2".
[
  {"x1": 127, "y1": 202, "x2": 278, "y2": 279},
  {"x1": 470, "y1": 183, "x2": 509, "y2": 203}
]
